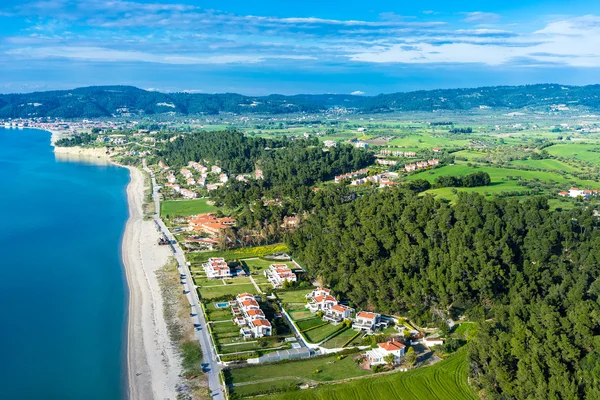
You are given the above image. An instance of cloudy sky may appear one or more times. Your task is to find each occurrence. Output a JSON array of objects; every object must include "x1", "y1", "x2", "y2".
[{"x1": 1, "y1": 0, "x2": 600, "y2": 94}]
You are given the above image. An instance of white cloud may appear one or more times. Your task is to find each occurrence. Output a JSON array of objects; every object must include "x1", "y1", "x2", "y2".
[
  {"x1": 461, "y1": 12, "x2": 501, "y2": 23},
  {"x1": 6, "y1": 46, "x2": 316, "y2": 64},
  {"x1": 351, "y1": 90, "x2": 365, "y2": 95}
]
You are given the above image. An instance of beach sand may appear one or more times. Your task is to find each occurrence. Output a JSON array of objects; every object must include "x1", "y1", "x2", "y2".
[{"x1": 122, "y1": 166, "x2": 182, "y2": 400}]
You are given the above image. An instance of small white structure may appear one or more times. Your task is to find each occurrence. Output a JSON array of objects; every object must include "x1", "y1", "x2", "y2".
[
  {"x1": 306, "y1": 288, "x2": 338, "y2": 313},
  {"x1": 324, "y1": 140, "x2": 337, "y2": 148}
]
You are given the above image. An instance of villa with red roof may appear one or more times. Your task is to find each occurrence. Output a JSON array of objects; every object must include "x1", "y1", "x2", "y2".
[
  {"x1": 202, "y1": 257, "x2": 231, "y2": 279},
  {"x1": 233, "y1": 293, "x2": 272, "y2": 338},
  {"x1": 265, "y1": 264, "x2": 297, "y2": 288},
  {"x1": 305, "y1": 288, "x2": 338, "y2": 313},
  {"x1": 352, "y1": 311, "x2": 381, "y2": 332},
  {"x1": 323, "y1": 304, "x2": 355, "y2": 324},
  {"x1": 366, "y1": 340, "x2": 406, "y2": 366}
]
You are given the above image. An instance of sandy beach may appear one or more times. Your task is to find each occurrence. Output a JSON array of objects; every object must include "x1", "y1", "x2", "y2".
[{"x1": 122, "y1": 166, "x2": 182, "y2": 400}]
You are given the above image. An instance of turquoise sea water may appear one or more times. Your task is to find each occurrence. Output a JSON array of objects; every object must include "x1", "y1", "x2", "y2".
[{"x1": 0, "y1": 128, "x2": 130, "y2": 399}]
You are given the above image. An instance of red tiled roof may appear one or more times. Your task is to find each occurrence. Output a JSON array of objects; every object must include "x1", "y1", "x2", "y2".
[
  {"x1": 356, "y1": 311, "x2": 377, "y2": 320},
  {"x1": 378, "y1": 340, "x2": 405, "y2": 352}
]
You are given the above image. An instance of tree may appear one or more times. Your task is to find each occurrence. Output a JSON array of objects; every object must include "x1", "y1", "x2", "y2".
[
  {"x1": 384, "y1": 353, "x2": 396, "y2": 366},
  {"x1": 405, "y1": 347, "x2": 417, "y2": 366}
]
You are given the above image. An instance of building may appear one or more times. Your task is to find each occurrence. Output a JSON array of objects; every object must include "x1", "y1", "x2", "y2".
[
  {"x1": 375, "y1": 159, "x2": 398, "y2": 166},
  {"x1": 423, "y1": 337, "x2": 445, "y2": 347},
  {"x1": 404, "y1": 152, "x2": 417, "y2": 158},
  {"x1": 206, "y1": 183, "x2": 224, "y2": 191},
  {"x1": 352, "y1": 311, "x2": 381, "y2": 332},
  {"x1": 306, "y1": 288, "x2": 338, "y2": 313},
  {"x1": 188, "y1": 213, "x2": 236, "y2": 236},
  {"x1": 433, "y1": 148, "x2": 442, "y2": 152},
  {"x1": 265, "y1": 264, "x2": 297, "y2": 288},
  {"x1": 234, "y1": 293, "x2": 272, "y2": 338},
  {"x1": 186, "y1": 177, "x2": 196, "y2": 186},
  {"x1": 180, "y1": 168, "x2": 193, "y2": 179},
  {"x1": 219, "y1": 173, "x2": 229, "y2": 183},
  {"x1": 203, "y1": 257, "x2": 232, "y2": 279},
  {"x1": 324, "y1": 140, "x2": 337, "y2": 148},
  {"x1": 366, "y1": 340, "x2": 406, "y2": 366},
  {"x1": 323, "y1": 304, "x2": 354, "y2": 324},
  {"x1": 255, "y1": 169, "x2": 264, "y2": 179},
  {"x1": 179, "y1": 189, "x2": 197, "y2": 199},
  {"x1": 354, "y1": 141, "x2": 369, "y2": 149},
  {"x1": 211, "y1": 165, "x2": 222, "y2": 174}
]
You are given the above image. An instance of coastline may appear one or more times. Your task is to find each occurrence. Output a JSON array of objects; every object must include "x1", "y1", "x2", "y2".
[{"x1": 122, "y1": 165, "x2": 182, "y2": 400}]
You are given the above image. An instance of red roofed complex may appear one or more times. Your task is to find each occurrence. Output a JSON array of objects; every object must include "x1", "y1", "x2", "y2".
[
  {"x1": 202, "y1": 257, "x2": 231, "y2": 279},
  {"x1": 366, "y1": 340, "x2": 406, "y2": 366},
  {"x1": 188, "y1": 213, "x2": 236, "y2": 236},
  {"x1": 265, "y1": 264, "x2": 297, "y2": 288}
]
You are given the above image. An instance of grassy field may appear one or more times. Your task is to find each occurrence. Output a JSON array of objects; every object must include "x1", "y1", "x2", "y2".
[
  {"x1": 242, "y1": 258, "x2": 295, "y2": 273},
  {"x1": 546, "y1": 143, "x2": 600, "y2": 163},
  {"x1": 406, "y1": 163, "x2": 600, "y2": 201},
  {"x1": 508, "y1": 158, "x2": 581, "y2": 172},
  {"x1": 321, "y1": 327, "x2": 363, "y2": 349},
  {"x1": 277, "y1": 290, "x2": 310, "y2": 304},
  {"x1": 226, "y1": 351, "x2": 369, "y2": 388},
  {"x1": 188, "y1": 244, "x2": 288, "y2": 264},
  {"x1": 160, "y1": 198, "x2": 218, "y2": 217},
  {"x1": 304, "y1": 323, "x2": 345, "y2": 343},
  {"x1": 198, "y1": 284, "x2": 257, "y2": 300},
  {"x1": 264, "y1": 351, "x2": 476, "y2": 400}
]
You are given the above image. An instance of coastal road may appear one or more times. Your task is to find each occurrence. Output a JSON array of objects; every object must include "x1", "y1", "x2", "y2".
[{"x1": 142, "y1": 160, "x2": 225, "y2": 400}]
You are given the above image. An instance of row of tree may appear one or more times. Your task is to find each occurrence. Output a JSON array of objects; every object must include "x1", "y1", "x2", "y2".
[{"x1": 433, "y1": 171, "x2": 491, "y2": 188}]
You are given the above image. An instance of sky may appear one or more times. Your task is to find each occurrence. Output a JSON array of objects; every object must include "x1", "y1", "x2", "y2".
[{"x1": 1, "y1": 0, "x2": 600, "y2": 95}]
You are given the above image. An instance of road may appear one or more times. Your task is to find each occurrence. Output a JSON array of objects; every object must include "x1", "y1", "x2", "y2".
[{"x1": 143, "y1": 160, "x2": 224, "y2": 400}]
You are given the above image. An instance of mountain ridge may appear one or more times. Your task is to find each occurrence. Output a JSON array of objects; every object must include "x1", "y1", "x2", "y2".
[{"x1": 2, "y1": 83, "x2": 600, "y2": 118}]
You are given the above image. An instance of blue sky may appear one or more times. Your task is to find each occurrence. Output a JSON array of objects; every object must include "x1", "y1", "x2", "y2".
[{"x1": 1, "y1": 0, "x2": 600, "y2": 95}]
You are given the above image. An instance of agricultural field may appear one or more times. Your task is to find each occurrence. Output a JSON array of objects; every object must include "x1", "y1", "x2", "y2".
[
  {"x1": 263, "y1": 351, "x2": 476, "y2": 400},
  {"x1": 160, "y1": 198, "x2": 218, "y2": 217}
]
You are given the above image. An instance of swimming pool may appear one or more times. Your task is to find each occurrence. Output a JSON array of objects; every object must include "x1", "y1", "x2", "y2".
[{"x1": 215, "y1": 302, "x2": 230, "y2": 309}]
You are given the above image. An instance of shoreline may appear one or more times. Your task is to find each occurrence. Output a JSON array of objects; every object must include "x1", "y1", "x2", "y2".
[{"x1": 122, "y1": 165, "x2": 182, "y2": 400}]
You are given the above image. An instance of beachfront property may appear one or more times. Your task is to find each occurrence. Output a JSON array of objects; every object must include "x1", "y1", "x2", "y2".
[
  {"x1": 188, "y1": 213, "x2": 236, "y2": 236},
  {"x1": 365, "y1": 340, "x2": 406, "y2": 366},
  {"x1": 264, "y1": 264, "x2": 297, "y2": 288},
  {"x1": 203, "y1": 257, "x2": 232, "y2": 279},
  {"x1": 234, "y1": 293, "x2": 272, "y2": 338},
  {"x1": 306, "y1": 287, "x2": 338, "y2": 312},
  {"x1": 352, "y1": 311, "x2": 381, "y2": 332}
]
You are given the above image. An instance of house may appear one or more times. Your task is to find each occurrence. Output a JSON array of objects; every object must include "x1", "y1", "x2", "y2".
[
  {"x1": 281, "y1": 216, "x2": 300, "y2": 229},
  {"x1": 265, "y1": 264, "x2": 297, "y2": 288},
  {"x1": 255, "y1": 169, "x2": 264, "y2": 179},
  {"x1": 188, "y1": 213, "x2": 236, "y2": 236},
  {"x1": 179, "y1": 189, "x2": 197, "y2": 199},
  {"x1": 380, "y1": 149, "x2": 392, "y2": 156},
  {"x1": 324, "y1": 304, "x2": 354, "y2": 324},
  {"x1": 203, "y1": 257, "x2": 231, "y2": 279},
  {"x1": 433, "y1": 148, "x2": 441, "y2": 152},
  {"x1": 180, "y1": 168, "x2": 193, "y2": 179},
  {"x1": 186, "y1": 177, "x2": 196, "y2": 186},
  {"x1": 354, "y1": 141, "x2": 369, "y2": 149},
  {"x1": 206, "y1": 183, "x2": 223, "y2": 191},
  {"x1": 236, "y1": 175, "x2": 248, "y2": 182},
  {"x1": 211, "y1": 165, "x2": 222, "y2": 174},
  {"x1": 404, "y1": 152, "x2": 417, "y2": 158},
  {"x1": 558, "y1": 191, "x2": 569, "y2": 197},
  {"x1": 375, "y1": 159, "x2": 398, "y2": 166},
  {"x1": 352, "y1": 311, "x2": 381, "y2": 332},
  {"x1": 324, "y1": 140, "x2": 337, "y2": 148},
  {"x1": 247, "y1": 318, "x2": 272, "y2": 338},
  {"x1": 405, "y1": 163, "x2": 417, "y2": 172},
  {"x1": 166, "y1": 173, "x2": 177, "y2": 184},
  {"x1": 366, "y1": 340, "x2": 406, "y2": 366},
  {"x1": 306, "y1": 288, "x2": 338, "y2": 313},
  {"x1": 219, "y1": 173, "x2": 229, "y2": 183},
  {"x1": 235, "y1": 293, "x2": 272, "y2": 338}
]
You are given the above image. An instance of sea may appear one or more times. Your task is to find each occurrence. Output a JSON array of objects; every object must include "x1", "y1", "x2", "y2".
[{"x1": 0, "y1": 128, "x2": 130, "y2": 399}]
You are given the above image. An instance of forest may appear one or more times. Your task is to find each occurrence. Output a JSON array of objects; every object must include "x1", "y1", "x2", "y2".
[
  {"x1": 433, "y1": 171, "x2": 491, "y2": 188},
  {"x1": 3, "y1": 84, "x2": 600, "y2": 118},
  {"x1": 286, "y1": 188, "x2": 600, "y2": 399}
]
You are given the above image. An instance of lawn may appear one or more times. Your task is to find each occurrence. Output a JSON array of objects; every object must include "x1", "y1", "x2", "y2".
[
  {"x1": 242, "y1": 258, "x2": 295, "y2": 273},
  {"x1": 303, "y1": 323, "x2": 345, "y2": 344},
  {"x1": 296, "y1": 317, "x2": 325, "y2": 331},
  {"x1": 199, "y1": 284, "x2": 257, "y2": 300},
  {"x1": 546, "y1": 143, "x2": 600, "y2": 163},
  {"x1": 231, "y1": 379, "x2": 303, "y2": 398},
  {"x1": 288, "y1": 309, "x2": 313, "y2": 320},
  {"x1": 321, "y1": 327, "x2": 363, "y2": 349},
  {"x1": 278, "y1": 290, "x2": 310, "y2": 304},
  {"x1": 225, "y1": 350, "x2": 369, "y2": 386},
  {"x1": 264, "y1": 351, "x2": 476, "y2": 400},
  {"x1": 160, "y1": 198, "x2": 218, "y2": 217}
]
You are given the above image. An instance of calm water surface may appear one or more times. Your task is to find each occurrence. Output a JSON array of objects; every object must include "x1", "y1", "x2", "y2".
[{"x1": 0, "y1": 128, "x2": 130, "y2": 399}]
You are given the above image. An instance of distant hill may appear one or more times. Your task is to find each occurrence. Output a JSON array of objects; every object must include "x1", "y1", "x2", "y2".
[{"x1": 1, "y1": 84, "x2": 600, "y2": 118}]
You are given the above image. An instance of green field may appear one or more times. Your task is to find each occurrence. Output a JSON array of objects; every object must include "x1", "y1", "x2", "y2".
[
  {"x1": 226, "y1": 351, "x2": 369, "y2": 389},
  {"x1": 277, "y1": 290, "x2": 310, "y2": 304},
  {"x1": 188, "y1": 243, "x2": 289, "y2": 263},
  {"x1": 546, "y1": 143, "x2": 600, "y2": 163},
  {"x1": 160, "y1": 198, "x2": 218, "y2": 217},
  {"x1": 198, "y1": 284, "x2": 257, "y2": 300},
  {"x1": 242, "y1": 258, "x2": 295, "y2": 273},
  {"x1": 406, "y1": 163, "x2": 600, "y2": 201},
  {"x1": 264, "y1": 352, "x2": 476, "y2": 400},
  {"x1": 508, "y1": 158, "x2": 581, "y2": 172},
  {"x1": 304, "y1": 323, "x2": 345, "y2": 343}
]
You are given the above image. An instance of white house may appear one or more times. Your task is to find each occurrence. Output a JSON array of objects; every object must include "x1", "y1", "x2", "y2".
[
  {"x1": 324, "y1": 304, "x2": 354, "y2": 324},
  {"x1": 219, "y1": 173, "x2": 229, "y2": 183},
  {"x1": 306, "y1": 288, "x2": 338, "y2": 313},
  {"x1": 366, "y1": 340, "x2": 406, "y2": 366},
  {"x1": 235, "y1": 293, "x2": 272, "y2": 338},
  {"x1": 211, "y1": 165, "x2": 222, "y2": 174},
  {"x1": 203, "y1": 257, "x2": 231, "y2": 279},
  {"x1": 352, "y1": 311, "x2": 381, "y2": 332},
  {"x1": 324, "y1": 140, "x2": 337, "y2": 148},
  {"x1": 423, "y1": 337, "x2": 445, "y2": 347},
  {"x1": 265, "y1": 264, "x2": 297, "y2": 288}
]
